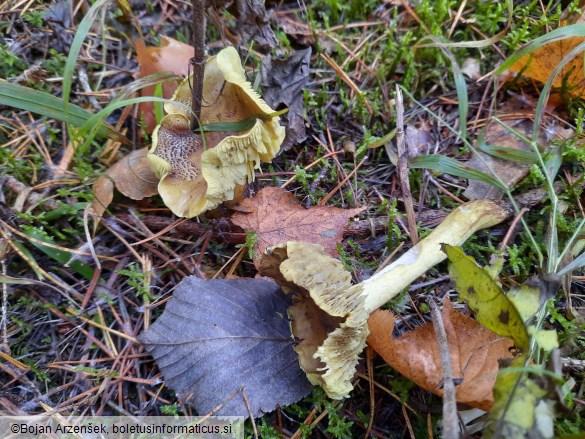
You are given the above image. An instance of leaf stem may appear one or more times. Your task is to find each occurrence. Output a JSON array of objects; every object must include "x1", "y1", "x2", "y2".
[{"x1": 191, "y1": 0, "x2": 206, "y2": 130}]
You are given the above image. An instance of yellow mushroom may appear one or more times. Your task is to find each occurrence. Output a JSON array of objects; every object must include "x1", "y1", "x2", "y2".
[
  {"x1": 149, "y1": 46, "x2": 285, "y2": 218},
  {"x1": 260, "y1": 200, "x2": 509, "y2": 399}
]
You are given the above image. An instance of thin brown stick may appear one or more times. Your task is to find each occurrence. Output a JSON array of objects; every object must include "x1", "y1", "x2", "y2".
[
  {"x1": 498, "y1": 207, "x2": 528, "y2": 251},
  {"x1": 364, "y1": 347, "x2": 376, "y2": 439},
  {"x1": 319, "y1": 155, "x2": 368, "y2": 206},
  {"x1": 395, "y1": 86, "x2": 419, "y2": 244},
  {"x1": 320, "y1": 52, "x2": 373, "y2": 115},
  {"x1": 241, "y1": 387, "x2": 259, "y2": 439},
  {"x1": 290, "y1": 407, "x2": 318, "y2": 439},
  {"x1": 191, "y1": 0, "x2": 206, "y2": 129},
  {"x1": 402, "y1": 404, "x2": 416, "y2": 439},
  {"x1": 280, "y1": 150, "x2": 345, "y2": 189},
  {"x1": 2, "y1": 175, "x2": 59, "y2": 210},
  {"x1": 427, "y1": 413, "x2": 434, "y2": 439},
  {"x1": 429, "y1": 299, "x2": 459, "y2": 439},
  {"x1": 355, "y1": 372, "x2": 417, "y2": 413}
]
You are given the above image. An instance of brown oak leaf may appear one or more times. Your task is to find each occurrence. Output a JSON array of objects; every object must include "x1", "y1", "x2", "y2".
[
  {"x1": 231, "y1": 187, "x2": 364, "y2": 265},
  {"x1": 367, "y1": 298, "x2": 514, "y2": 410}
]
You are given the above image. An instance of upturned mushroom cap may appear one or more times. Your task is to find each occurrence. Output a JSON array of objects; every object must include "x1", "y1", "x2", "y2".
[
  {"x1": 260, "y1": 200, "x2": 509, "y2": 399},
  {"x1": 149, "y1": 46, "x2": 285, "y2": 218},
  {"x1": 260, "y1": 241, "x2": 368, "y2": 399}
]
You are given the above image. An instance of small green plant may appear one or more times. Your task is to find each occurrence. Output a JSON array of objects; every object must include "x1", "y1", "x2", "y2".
[
  {"x1": 0, "y1": 144, "x2": 44, "y2": 184},
  {"x1": 507, "y1": 243, "x2": 529, "y2": 276},
  {"x1": 236, "y1": 230, "x2": 259, "y2": 260},
  {"x1": 294, "y1": 165, "x2": 311, "y2": 196},
  {"x1": 388, "y1": 373, "x2": 417, "y2": 403},
  {"x1": 160, "y1": 403, "x2": 181, "y2": 416},
  {"x1": 336, "y1": 242, "x2": 355, "y2": 271},
  {"x1": 116, "y1": 263, "x2": 153, "y2": 301},
  {"x1": 387, "y1": 287, "x2": 410, "y2": 314},
  {"x1": 21, "y1": 358, "x2": 50, "y2": 383},
  {"x1": 71, "y1": 366, "x2": 119, "y2": 379},
  {"x1": 386, "y1": 199, "x2": 404, "y2": 249},
  {"x1": 323, "y1": 400, "x2": 353, "y2": 438},
  {"x1": 22, "y1": 10, "x2": 44, "y2": 28},
  {"x1": 252, "y1": 419, "x2": 280, "y2": 439},
  {"x1": 306, "y1": 388, "x2": 354, "y2": 438},
  {"x1": 42, "y1": 48, "x2": 68, "y2": 76},
  {"x1": 0, "y1": 43, "x2": 26, "y2": 78}
]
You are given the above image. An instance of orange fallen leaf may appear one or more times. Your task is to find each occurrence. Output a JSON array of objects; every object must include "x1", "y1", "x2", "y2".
[
  {"x1": 231, "y1": 186, "x2": 364, "y2": 265},
  {"x1": 367, "y1": 298, "x2": 514, "y2": 410},
  {"x1": 135, "y1": 36, "x2": 192, "y2": 132},
  {"x1": 509, "y1": 13, "x2": 585, "y2": 98}
]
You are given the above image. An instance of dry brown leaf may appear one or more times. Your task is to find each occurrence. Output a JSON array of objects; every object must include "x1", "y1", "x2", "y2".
[
  {"x1": 90, "y1": 148, "x2": 158, "y2": 228},
  {"x1": 90, "y1": 177, "x2": 114, "y2": 227},
  {"x1": 135, "y1": 36, "x2": 192, "y2": 132},
  {"x1": 367, "y1": 298, "x2": 514, "y2": 410},
  {"x1": 405, "y1": 120, "x2": 433, "y2": 156},
  {"x1": 274, "y1": 11, "x2": 315, "y2": 46},
  {"x1": 464, "y1": 99, "x2": 540, "y2": 201},
  {"x1": 231, "y1": 187, "x2": 364, "y2": 264},
  {"x1": 509, "y1": 37, "x2": 585, "y2": 97}
]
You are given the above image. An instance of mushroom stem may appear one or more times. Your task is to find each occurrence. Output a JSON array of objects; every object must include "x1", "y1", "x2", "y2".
[
  {"x1": 360, "y1": 200, "x2": 508, "y2": 313},
  {"x1": 262, "y1": 199, "x2": 509, "y2": 399}
]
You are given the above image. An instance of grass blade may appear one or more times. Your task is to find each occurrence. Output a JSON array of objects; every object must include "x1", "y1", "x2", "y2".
[
  {"x1": 21, "y1": 229, "x2": 95, "y2": 281},
  {"x1": 79, "y1": 96, "x2": 169, "y2": 134},
  {"x1": 531, "y1": 40, "x2": 585, "y2": 141},
  {"x1": 479, "y1": 144, "x2": 539, "y2": 164},
  {"x1": 421, "y1": 39, "x2": 469, "y2": 139},
  {"x1": 439, "y1": 47, "x2": 467, "y2": 138},
  {"x1": 557, "y1": 250, "x2": 585, "y2": 277},
  {"x1": 409, "y1": 154, "x2": 508, "y2": 191},
  {"x1": 62, "y1": 0, "x2": 110, "y2": 110},
  {"x1": 0, "y1": 80, "x2": 126, "y2": 142},
  {"x1": 154, "y1": 82, "x2": 164, "y2": 125}
]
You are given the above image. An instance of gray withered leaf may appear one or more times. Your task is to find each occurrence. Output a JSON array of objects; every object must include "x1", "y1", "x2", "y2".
[
  {"x1": 261, "y1": 48, "x2": 311, "y2": 150},
  {"x1": 139, "y1": 277, "x2": 312, "y2": 418},
  {"x1": 206, "y1": 0, "x2": 277, "y2": 47}
]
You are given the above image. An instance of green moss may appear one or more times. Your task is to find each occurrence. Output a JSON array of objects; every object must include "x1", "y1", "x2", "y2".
[
  {"x1": 22, "y1": 10, "x2": 44, "y2": 28},
  {"x1": 0, "y1": 43, "x2": 27, "y2": 78},
  {"x1": 236, "y1": 229, "x2": 259, "y2": 260},
  {"x1": 0, "y1": 145, "x2": 44, "y2": 184}
]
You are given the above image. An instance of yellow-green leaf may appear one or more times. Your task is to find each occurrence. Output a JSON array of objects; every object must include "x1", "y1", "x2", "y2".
[
  {"x1": 507, "y1": 283, "x2": 559, "y2": 352},
  {"x1": 507, "y1": 284, "x2": 542, "y2": 320},
  {"x1": 529, "y1": 329, "x2": 559, "y2": 352},
  {"x1": 486, "y1": 355, "x2": 554, "y2": 439},
  {"x1": 443, "y1": 244, "x2": 529, "y2": 351}
]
